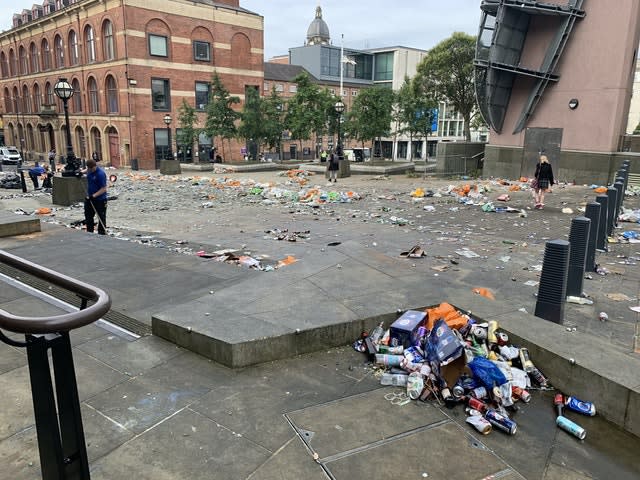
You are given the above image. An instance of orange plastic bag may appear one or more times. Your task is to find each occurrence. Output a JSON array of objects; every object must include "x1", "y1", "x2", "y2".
[
  {"x1": 472, "y1": 287, "x2": 495, "y2": 300},
  {"x1": 425, "y1": 302, "x2": 468, "y2": 331}
]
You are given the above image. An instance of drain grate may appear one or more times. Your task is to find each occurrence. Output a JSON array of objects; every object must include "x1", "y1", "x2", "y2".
[{"x1": 0, "y1": 263, "x2": 152, "y2": 337}]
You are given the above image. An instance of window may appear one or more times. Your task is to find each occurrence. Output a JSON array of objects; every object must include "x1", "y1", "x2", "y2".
[
  {"x1": 195, "y1": 81, "x2": 209, "y2": 111},
  {"x1": 103, "y1": 20, "x2": 115, "y2": 60},
  {"x1": 151, "y1": 78, "x2": 170, "y2": 110},
  {"x1": 328, "y1": 88, "x2": 335, "y2": 94},
  {"x1": 68, "y1": 31, "x2": 78, "y2": 65},
  {"x1": 30, "y1": 43, "x2": 39, "y2": 72},
  {"x1": 76, "y1": 126, "x2": 87, "y2": 159},
  {"x1": 41, "y1": 39, "x2": 51, "y2": 70},
  {"x1": 22, "y1": 85, "x2": 31, "y2": 113},
  {"x1": 106, "y1": 75, "x2": 118, "y2": 113},
  {"x1": 72, "y1": 79, "x2": 82, "y2": 112},
  {"x1": 193, "y1": 41, "x2": 210, "y2": 62},
  {"x1": 352, "y1": 90, "x2": 358, "y2": 96},
  {"x1": 275, "y1": 83, "x2": 283, "y2": 92},
  {"x1": 33, "y1": 84, "x2": 41, "y2": 112},
  {"x1": 9, "y1": 49, "x2": 16, "y2": 76},
  {"x1": 374, "y1": 52, "x2": 394, "y2": 81},
  {"x1": 3, "y1": 88, "x2": 11, "y2": 113},
  {"x1": 154, "y1": 128, "x2": 170, "y2": 160},
  {"x1": 19, "y1": 46, "x2": 28, "y2": 74},
  {"x1": 1, "y1": 53, "x2": 8, "y2": 77},
  {"x1": 88, "y1": 77, "x2": 99, "y2": 112},
  {"x1": 54, "y1": 35, "x2": 64, "y2": 68},
  {"x1": 263, "y1": 82, "x2": 270, "y2": 91},
  {"x1": 45, "y1": 82, "x2": 54, "y2": 105},
  {"x1": 149, "y1": 34, "x2": 168, "y2": 57},
  {"x1": 289, "y1": 85, "x2": 297, "y2": 93},
  {"x1": 85, "y1": 26, "x2": 96, "y2": 63},
  {"x1": 91, "y1": 128, "x2": 102, "y2": 159}
]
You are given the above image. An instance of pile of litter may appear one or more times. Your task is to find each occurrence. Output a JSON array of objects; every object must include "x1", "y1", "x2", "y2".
[{"x1": 353, "y1": 303, "x2": 596, "y2": 439}]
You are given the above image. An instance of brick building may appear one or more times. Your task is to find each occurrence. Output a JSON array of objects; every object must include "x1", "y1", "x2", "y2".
[{"x1": 0, "y1": 0, "x2": 263, "y2": 169}]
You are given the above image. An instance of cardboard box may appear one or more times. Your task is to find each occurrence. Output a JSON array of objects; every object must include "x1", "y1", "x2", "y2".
[{"x1": 390, "y1": 310, "x2": 427, "y2": 348}]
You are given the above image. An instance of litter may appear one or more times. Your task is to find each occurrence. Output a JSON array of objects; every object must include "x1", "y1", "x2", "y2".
[
  {"x1": 455, "y1": 249, "x2": 480, "y2": 258},
  {"x1": 400, "y1": 245, "x2": 427, "y2": 258}
]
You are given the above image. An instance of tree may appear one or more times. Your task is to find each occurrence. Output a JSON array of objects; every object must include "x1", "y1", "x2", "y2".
[
  {"x1": 284, "y1": 72, "x2": 322, "y2": 156},
  {"x1": 394, "y1": 77, "x2": 437, "y2": 160},
  {"x1": 261, "y1": 87, "x2": 286, "y2": 154},
  {"x1": 414, "y1": 32, "x2": 477, "y2": 141},
  {"x1": 237, "y1": 86, "x2": 262, "y2": 160},
  {"x1": 203, "y1": 72, "x2": 240, "y2": 161},
  {"x1": 347, "y1": 86, "x2": 394, "y2": 159},
  {"x1": 176, "y1": 99, "x2": 199, "y2": 161}
]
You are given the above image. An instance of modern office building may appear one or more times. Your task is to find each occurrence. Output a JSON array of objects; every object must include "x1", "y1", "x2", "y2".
[{"x1": 0, "y1": 0, "x2": 263, "y2": 169}]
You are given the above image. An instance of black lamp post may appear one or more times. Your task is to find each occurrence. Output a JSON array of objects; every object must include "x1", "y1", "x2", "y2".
[
  {"x1": 54, "y1": 78, "x2": 80, "y2": 176},
  {"x1": 334, "y1": 100, "x2": 344, "y2": 159},
  {"x1": 163, "y1": 113, "x2": 173, "y2": 160}
]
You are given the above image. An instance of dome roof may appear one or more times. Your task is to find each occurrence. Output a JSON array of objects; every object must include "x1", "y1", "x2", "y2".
[{"x1": 306, "y1": 6, "x2": 330, "y2": 45}]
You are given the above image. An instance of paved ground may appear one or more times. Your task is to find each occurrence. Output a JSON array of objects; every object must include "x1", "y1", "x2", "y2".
[{"x1": 0, "y1": 166, "x2": 639, "y2": 479}]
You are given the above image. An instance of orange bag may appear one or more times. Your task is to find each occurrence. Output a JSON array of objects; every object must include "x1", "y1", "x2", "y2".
[{"x1": 425, "y1": 302, "x2": 468, "y2": 331}]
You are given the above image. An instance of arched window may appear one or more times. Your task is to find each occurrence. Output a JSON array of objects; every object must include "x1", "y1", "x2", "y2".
[
  {"x1": 88, "y1": 77, "x2": 99, "y2": 112},
  {"x1": 27, "y1": 124, "x2": 35, "y2": 152},
  {"x1": 102, "y1": 20, "x2": 115, "y2": 60},
  {"x1": 12, "y1": 86, "x2": 20, "y2": 112},
  {"x1": 54, "y1": 35, "x2": 65, "y2": 68},
  {"x1": 76, "y1": 126, "x2": 87, "y2": 159},
  {"x1": 72, "y1": 79, "x2": 82, "y2": 112},
  {"x1": 30, "y1": 43, "x2": 39, "y2": 73},
  {"x1": 22, "y1": 85, "x2": 31, "y2": 113},
  {"x1": 0, "y1": 52, "x2": 8, "y2": 77},
  {"x1": 45, "y1": 82, "x2": 55, "y2": 106},
  {"x1": 84, "y1": 26, "x2": 96, "y2": 63},
  {"x1": 105, "y1": 75, "x2": 118, "y2": 113},
  {"x1": 4, "y1": 87, "x2": 12, "y2": 113},
  {"x1": 41, "y1": 39, "x2": 51, "y2": 71},
  {"x1": 33, "y1": 83, "x2": 41, "y2": 112},
  {"x1": 19, "y1": 46, "x2": 28, "y2": 75},
  {"x1": 9, "y1": 49, "x2": 16, "y2": 76},
  {"x1": 68, "y1": 31, "x2": 79, "y2": 65},
  {"x1": 91, "y1": 127, "x2": 102, "y2": 158}
]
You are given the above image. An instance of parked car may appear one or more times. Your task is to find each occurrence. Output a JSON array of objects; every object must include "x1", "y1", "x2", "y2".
[{"x1": 0, "y1": 146, "x2": 22, "y2": 165}]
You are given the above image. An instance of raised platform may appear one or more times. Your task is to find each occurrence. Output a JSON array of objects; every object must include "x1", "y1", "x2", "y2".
[
  {"x1": 0, "y1": 211, "x2": 41, "y2": 237},
  {"x1": 301, "y1": 161, "x2": 415, "y2": 175}
]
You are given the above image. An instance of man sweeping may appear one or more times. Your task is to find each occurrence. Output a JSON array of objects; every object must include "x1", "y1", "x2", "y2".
[{"x1": 84, "y1": 158, "x2": 108, "y2": 235}]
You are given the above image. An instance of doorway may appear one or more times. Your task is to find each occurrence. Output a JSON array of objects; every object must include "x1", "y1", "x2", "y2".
[{"x1": 108, "y1": 127, "x2": 120, "y2": 167}]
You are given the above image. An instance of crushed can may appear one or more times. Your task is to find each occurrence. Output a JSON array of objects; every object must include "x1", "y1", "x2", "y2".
[
  {"x1": 406, "y1": 372, "x2": 424, "y2": 400},
  {"x1": 485, "y1": 409, "x2": 517, "y2": 435},
  {"x1": 556, "y1": 415, "x2": 586, "y2": 440},
  {"x1": 466, "y1": 415, "x2": 492, "y2": 435},
  {"x1": 512, "y1": 386, "x2": 531, "y2": 403},
  {"x1": 471, "y1": 386, "x2": 488, "y2": 399},
  {"x1": 467, "y1": 396, "x2": 488, "y2": 413},
  {"x1": 565, "y1": 396, "x2": 596, "y2": 416}
]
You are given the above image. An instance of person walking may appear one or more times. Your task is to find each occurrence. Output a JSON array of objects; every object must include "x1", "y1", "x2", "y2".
[
  {"x1": 533, "y1": 154, "x2": 554, "y2": 209},
  {"x1": 84, "y1": 158, "x2": 108, "y2": 234},
  {"x1": 327, "y1": 150, "x2": 339, "y2": 183},
  {"x1": 92, "y1": 151, "x2": 99, "y2": 162}
]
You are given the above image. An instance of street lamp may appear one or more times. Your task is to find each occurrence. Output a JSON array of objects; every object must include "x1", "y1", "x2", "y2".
[
  {"x1": 54, "y1": 78, "x2": 79, "y2": 176},
  {"x1": 334, "y1": 100, "x2": 344, "y2": 159},
  {"x1": 163, "y1": 113, "x2": 173, "y2": 160}
]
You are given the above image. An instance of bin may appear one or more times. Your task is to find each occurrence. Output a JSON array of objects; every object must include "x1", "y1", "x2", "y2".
[{"x1": 131, "y1": 158, "x2": 139, "y2": 171}]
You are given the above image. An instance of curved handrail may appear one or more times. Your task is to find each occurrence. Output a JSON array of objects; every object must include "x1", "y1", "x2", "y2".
[{"x1": 0, "y1": 250, "x2": 111, "y2": 334}]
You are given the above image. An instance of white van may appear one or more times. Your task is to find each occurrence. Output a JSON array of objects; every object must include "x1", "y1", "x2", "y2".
[{"x1": 0, "y1": 147, "x2": 22, "y2": 165}]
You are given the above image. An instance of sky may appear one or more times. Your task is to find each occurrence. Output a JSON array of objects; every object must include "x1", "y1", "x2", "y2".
[{"x1": 0, "y1": 1, "x2": 482, "y2": 59}]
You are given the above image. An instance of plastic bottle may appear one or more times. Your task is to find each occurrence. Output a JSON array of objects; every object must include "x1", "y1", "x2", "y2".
[
  {"x1": 369, "y1": 322, "x2": 384, "y2": 344},
  {"x1": 380, "y1": 373, "x2": 408, "y2": 386}
]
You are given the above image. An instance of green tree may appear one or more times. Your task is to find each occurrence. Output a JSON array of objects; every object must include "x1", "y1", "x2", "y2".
[
  {"x1": 284, "y1": 72, "x2": 322, "y2": 157},
  {"x1": 261, "y1": 87, "x2": 286, "y2": 154},
  {"x1": 347, "y1": 86, "x2": 394, "y2": 158},
  {"x1": 414, "y1": 32, "x2": 477, "y2": 141},
  {"x1": 238, "y1": 86, "x2": 262, "y2": 160},
  {"x1": 176, "y1": 99, "x2": 199, "y2": 161},
  {"x1": 203, "y1": 72, "x2": 240, "y2": 161}
]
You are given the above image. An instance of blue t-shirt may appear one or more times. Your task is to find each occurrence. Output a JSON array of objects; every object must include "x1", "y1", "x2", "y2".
[
  {"x1": 29, "y1": 166, "x2": 45, "y2": 176},
  {"x1": 87, "y1": 167, "x2": 107, "y2": 200}
]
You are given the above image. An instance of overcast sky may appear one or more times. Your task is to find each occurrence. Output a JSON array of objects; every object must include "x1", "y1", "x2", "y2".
[{"x1": 0, "y1": 1, "x2": 482, "y2": 59}]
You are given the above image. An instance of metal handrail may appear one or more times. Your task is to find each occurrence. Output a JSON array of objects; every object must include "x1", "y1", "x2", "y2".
[{"x1": 0, "y1": 249, "x2": 111, "y2": 334}]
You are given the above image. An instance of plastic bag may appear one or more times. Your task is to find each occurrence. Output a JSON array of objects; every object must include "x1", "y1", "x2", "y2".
[
  {"x1": 427, "y1": 319, "x2": 465, "y2": 366},
  {"x1": 468, "y1": 356, "x2": 507, "y2": 389}
]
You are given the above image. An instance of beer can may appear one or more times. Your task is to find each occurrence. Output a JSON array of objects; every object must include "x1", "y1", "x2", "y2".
[
  {"x1": 485, "y1": 409, "x2": 517, "y2": 435},
  {"x1": 565, "y1": 396, "x2": 596, "y2": 416},
  {"x1": 471, "y1": 386, "x2": 488, "y2": 399},
  {"x1": 529, "y1": 367, "x2": 548, "y2": 387},
  {"x1": 512, "y1": 386, "x2": 531, "y2": 403},
  {"x1": 466, "y1": 414, "x2": 492, "y2": 435},
  {"x1": 375, "y1": 354, "x2": 403, "y2": 367},
  {"x1": 519, "y1": 347, "x2": 534, "y2": 372},
  {"x1": 556, "y1": 415, "x2": 586, "y2": 440},
  {"x1": 452, "y1": 385, "x2": 465, "y2": 399},
  {"x1": 554, "y1": 393, "x2": 564, "y2": 417},
  {"x1": 378, "y1": 344, "x2": 404, "y2": 355},
  {"x1": 467, "y1": 396, "x2": 488, "y2": 413}
]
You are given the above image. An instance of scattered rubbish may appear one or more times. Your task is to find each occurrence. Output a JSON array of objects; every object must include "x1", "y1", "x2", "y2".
[
  {"x1": 629, "y1": 306, "x2": 640, "y2": 313},
  {"x1": 423, "y1": 205, "x2": 436, "y2": 212},
  {"x1": 327, "y1": 241, "x2": 342, "y2": 247},
  {"x1": 566, "y1": 296, "x2": 594, "y2": 305},
  {"x1": 265, "y1": 228, "x2": 310, "y2": 242},
  {"x1": 562, "y1": 208, "x2": 574, "y2": 214},
  {"x1": 400, "y1": 245, "x2": 427, "y2": 258},
  {"x1": 472, "y1": 288, "x2": 495, "y2": 300},
  {"x1": 496, "y1": 194, "x2": 510, "y2": 202},
  {"x1": 455, "y1": 249, "x2": 480, "y2": 258},
  {"x1": 604, "y1": 293, "x2": 633, "y2": 301},
  {"x1": 598, "y1": 312, "x2": 608, "y2": 322},
  {"x1": 523, "y1": 280, "x2": 539, "y2": 287}
]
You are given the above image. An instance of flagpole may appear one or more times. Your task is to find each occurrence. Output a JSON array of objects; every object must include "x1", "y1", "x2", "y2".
[{"x1": 340, "y1": 34, "x2": 344, "y2": 101}]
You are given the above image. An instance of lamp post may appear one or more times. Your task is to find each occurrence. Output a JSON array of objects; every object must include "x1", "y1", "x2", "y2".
[
  {"x1": 163, "y1": 113, "x2": 173, "y2": 160},
  {"x1": 334, "y1": 100, "x2": 344, "y2": 159},
  {"x1": 54, "y1": 78, "x2": 79, "y2": 176}
]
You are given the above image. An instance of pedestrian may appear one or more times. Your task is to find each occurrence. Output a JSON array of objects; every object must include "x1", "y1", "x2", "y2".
[
  {"x1": 84, "y1": 158, "x2": 108, "y2": 234},
  {"x1": 327, "y1": 149, "x2": 339, "y2": 183},
  {"x1": 48, "y1": 148, "x2": 56, "y2": 164},
  {"x1": 92, "y1": 151, "x2": 99, "y2": 162},
  {"x1": 532, "y1": 154, "x2": 554, "y2": 209},
  {"x1": 320, "y1": 149, "x2": 328, "y2": 163},
  {"x1": 41, "y1": 165, "x2": 53, "y2": 190},
  {"x1": 28, "y1": 163, "x2": 45, "y2": 190}
]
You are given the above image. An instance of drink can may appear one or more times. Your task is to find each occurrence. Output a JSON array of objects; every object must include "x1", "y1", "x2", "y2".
[
  {"x1": 512, "y1": 386, "x2": 531, "y2": 403},
  {"x1": 485, "y1": 409, "x2": 517, "y2": 435},
  {"x1": 565, "y1": 396, "x2": 596, "y2": 416},
  {"x1": 375, "y1": 354, "x2": 403, "y2": 367},
  {"x1": 452, "y1": 385, "x2": 465, "y2": 399},
  {"x1": 529, "y1": 367, "x2": 548, "y2": 387},
  {"x1": 378, "y1": 344, "x2": 404, "y2": 355},
  {"x1": 556, "y1": 415, "x2": 586, "y2": 440},
  {"x1": 519, "y1": 347, "x2": 534, "y2": 372},
  {"x1": 466, "y1": 414, "x2": 492, "y2": 435},
  {"x1": 471, "y1": 386, "x2": 488, "y2": 399},
  {"x1": 467, "y1": 396, "x2": 488, "y2": 413},
  {"x1": 406, "y1": 372, "x2": 424, "y2": 400},
  {"x1": 554, "y1": 393, "x2": 564, "y2": 417},
  {"x1": 496, "y1": 331, "x2": 509, "y2": 346}
]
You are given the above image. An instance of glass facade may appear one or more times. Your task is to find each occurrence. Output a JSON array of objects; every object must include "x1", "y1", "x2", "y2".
[{"x1": 374, "y1": 52, "x2": 393, "y2": 81}]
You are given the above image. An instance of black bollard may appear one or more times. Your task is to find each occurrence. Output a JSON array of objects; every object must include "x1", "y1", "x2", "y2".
[
  {"x1": 535, "y1": 239, "x2": 570, "y2": 324},
  {"x1": 606, "y1": 187, "x2": 617, "y2": 236},
  {"x1": 584, "y1": 202, "x2": 600, "y2": 272},
  {"x1": 595, "y1": 194, "x2": 608, "y2": 251},
  {"x1": 617, "y1": 169, "x2": 629, "y2": 205},
  {"x1": 567, "y1": 217, "x2": 590, "y2": 298},
  {"x1": 614, "y1": 180, "x2": 624, "y2": 226}
]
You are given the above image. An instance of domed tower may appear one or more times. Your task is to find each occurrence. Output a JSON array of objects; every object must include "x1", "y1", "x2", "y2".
[{"x1": 306, "y1": 6, "x2": 330, "y2": 46}]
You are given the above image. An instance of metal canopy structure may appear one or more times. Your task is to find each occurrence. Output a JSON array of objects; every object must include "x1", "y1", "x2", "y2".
[{"x1": 474, "y1": 0, "x2": 586, "y2": 134}]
